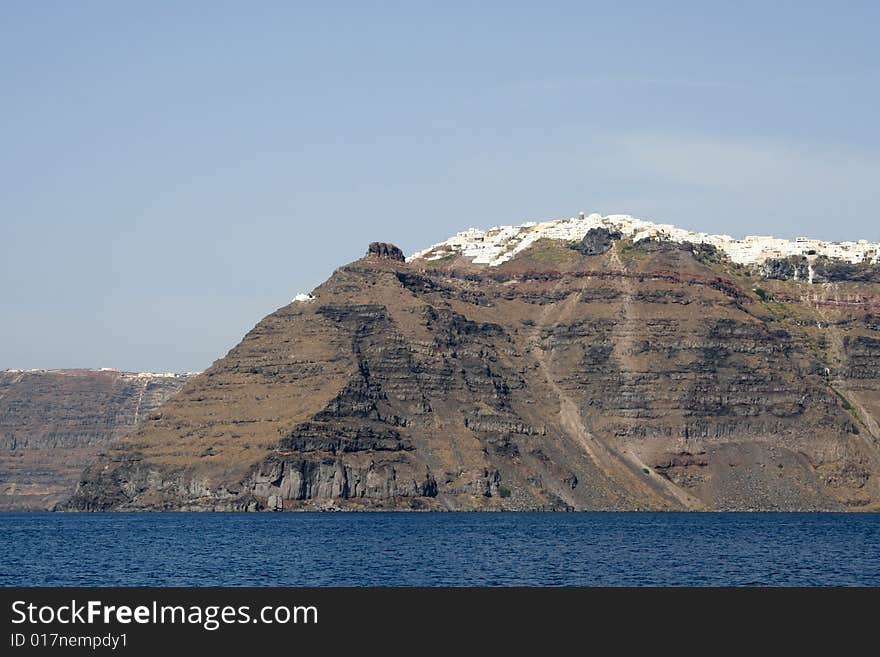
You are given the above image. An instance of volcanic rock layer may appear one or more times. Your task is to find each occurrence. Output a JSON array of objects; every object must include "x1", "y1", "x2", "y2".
[
  {"x1": 66, "y1": 238, "x2": 880, "y2": 511},
  {"x1": 0, "y1": 370, "x2": 192, "y2": 509}
]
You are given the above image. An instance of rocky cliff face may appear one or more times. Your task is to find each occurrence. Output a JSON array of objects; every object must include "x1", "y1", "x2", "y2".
[
  {"x1": 367, "y1": 242, "x2": 406, "y2": 261},
  {"x1": 761, "y1": 256, "x2": 880, "y2": 284},
  {"x1": 0, "y1": 370, "x2": 192, "y2": 509},
  {"x1": 570, "y1": 227, "x2": 622, "y2": 256},
  {"x1": 65, "y1": 236, "x2": 880, "y2": 511}
]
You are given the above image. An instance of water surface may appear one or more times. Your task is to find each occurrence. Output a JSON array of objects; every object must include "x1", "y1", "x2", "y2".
[{"x1": 2, "y1": 512, "x2": 878, "y2": 586}]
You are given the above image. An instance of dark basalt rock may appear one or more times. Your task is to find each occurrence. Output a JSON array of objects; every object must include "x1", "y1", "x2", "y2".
[
  {"x1": 423, "y1": 306, "x2": 504, "y2": 342},
  {"x1": 761, "y1": 256, "x2": 880, "y2": 283},
  {"x1": 248, "y1": 455, "x2": 439, "y2": 506},
  {"x1": 280, "y1": 422, "x2": 413, "y2": 453},
  {"x1": 316, "y1": 303, "x2": 388, "y2": 325},
  {"x1": 395, "y1": 272, "x2": 447, "y2": 294},
  {"x1": 761, "y1": 257, "x2": 812, "y2": 281},
  {"x1": 844, "y1": 335, "x2": 880, "y2": 379},
  {"x1": 812, "y1": 258, "x2": 880, "y2": 283},
  {"x1": 689, "y1": 242, "x2": 724, "y2": 264},
  {"x1": 570, "y1": 227, "x2": 622, "y2": 256},
  {"x1": 367, "y1": 241, "x2": 405, "y2": 261}
]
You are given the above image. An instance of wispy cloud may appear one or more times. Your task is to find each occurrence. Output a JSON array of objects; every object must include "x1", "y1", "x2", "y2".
[
  {"x1": 611, "y1": 133, "x2": 878, "y2": 188},
  {"x1": 591, "y1": 133, "x2": 880, "y2": 240}
]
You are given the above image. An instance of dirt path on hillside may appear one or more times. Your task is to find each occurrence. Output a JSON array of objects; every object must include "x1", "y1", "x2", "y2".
[
  {"x1": 132, "y1": 379, "x2": 149, "y2": 426},
  {"x1": 528, "y1": 273, "x2": 699, "y2": 509},
  {"x1": 815, "y1": 304, "x2": 880, "y2": 447},
  {"x1": 607, "y1": 249, "x2": 703, "y2": 507}
]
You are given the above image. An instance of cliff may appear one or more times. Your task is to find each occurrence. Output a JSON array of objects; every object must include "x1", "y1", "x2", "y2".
[
  {"x1": 0, "y1": 370, "x2": 192, "y2": 509},
  {"x1": 64, "y1": 232, "x2": 880, "y2": 511}
]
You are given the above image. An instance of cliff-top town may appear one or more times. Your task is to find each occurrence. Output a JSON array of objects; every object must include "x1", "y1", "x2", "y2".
[{"x1": 409, "y1": 212, "x2": 880, "y2": 268}]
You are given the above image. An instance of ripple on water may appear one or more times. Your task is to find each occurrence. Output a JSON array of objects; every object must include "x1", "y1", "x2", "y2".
[{"x1": 1, "y1": 512, "x2": 878, "y2": 586}]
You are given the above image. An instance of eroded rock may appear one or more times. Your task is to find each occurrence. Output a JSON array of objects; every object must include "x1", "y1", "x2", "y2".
[{"x1": 367, "y1": 242, "x2": 405, "y2": 261}]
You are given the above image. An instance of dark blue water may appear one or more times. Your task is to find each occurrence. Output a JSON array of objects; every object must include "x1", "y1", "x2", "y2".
[{"x1": 2, "y1": 512, "x2": 878, "y2": 586}]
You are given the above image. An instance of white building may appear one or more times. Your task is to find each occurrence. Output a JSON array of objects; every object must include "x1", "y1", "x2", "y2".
[{"x1": 408, "y1": 212, "x2": 880, "y2": 269}]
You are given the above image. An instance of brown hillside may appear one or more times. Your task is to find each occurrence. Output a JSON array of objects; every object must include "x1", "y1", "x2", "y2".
[{"x1": 66, "y1": 239, "x2": 880, "y2": 511}]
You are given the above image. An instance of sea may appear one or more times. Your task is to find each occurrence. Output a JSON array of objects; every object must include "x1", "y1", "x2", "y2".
[{"x1": 2, "y1": 512, "x2": 878, "y2": 586}]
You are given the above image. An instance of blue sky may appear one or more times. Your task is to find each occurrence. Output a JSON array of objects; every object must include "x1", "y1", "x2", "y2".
[{"x1": 2, "y1": 1, "x2": 878, "y2": 372}]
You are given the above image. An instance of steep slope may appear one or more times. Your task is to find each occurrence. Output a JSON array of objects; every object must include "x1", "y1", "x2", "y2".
[
  {"x1": 0, "y1": 370, "x2": 192, "y2": 509},
  {"x1": 66, "y1": 234, "x2": 880, "y2": 511}
]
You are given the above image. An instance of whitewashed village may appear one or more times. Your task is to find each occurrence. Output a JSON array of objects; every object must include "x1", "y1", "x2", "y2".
[{"x1": 407, "y1": 212, "x2": 880, "y2": 270}]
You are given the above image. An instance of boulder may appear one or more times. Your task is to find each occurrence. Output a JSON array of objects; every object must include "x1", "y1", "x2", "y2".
[
  {"x1": 367, "y1": 242, "x2": 405, "y2": 261},
  {"x1": 570, "y1": 227, "x2": 622, "y2": 256}
]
